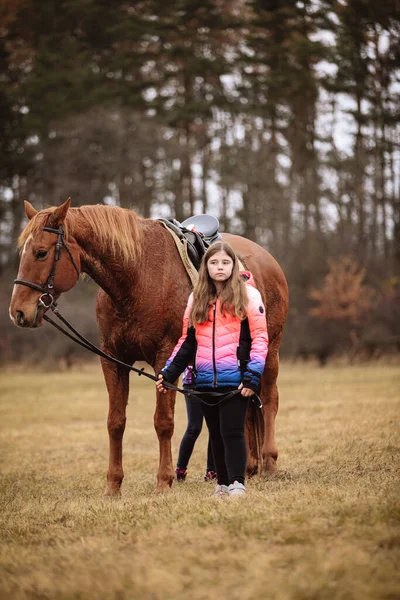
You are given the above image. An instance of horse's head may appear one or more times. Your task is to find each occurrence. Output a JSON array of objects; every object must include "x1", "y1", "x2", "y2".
[{"x1": 9, "y1": 198, "x2": 81, "y2": 328}]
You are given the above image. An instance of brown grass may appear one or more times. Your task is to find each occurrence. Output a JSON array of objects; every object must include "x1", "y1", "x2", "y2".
[{"x1": 0, "y1": 362, "x2": 399, "y2": 600}]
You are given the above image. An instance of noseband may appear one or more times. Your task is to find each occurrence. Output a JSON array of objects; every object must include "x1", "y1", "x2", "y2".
[{"x1": 14, "y1": 225, "x2": 80, "y2": 308}]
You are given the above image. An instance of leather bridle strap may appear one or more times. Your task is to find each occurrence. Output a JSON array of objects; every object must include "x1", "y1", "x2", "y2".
[
  {"x1": 14, "y1": 280, "x2": 49, "y2": 294},
  {"x1": 14, "y1": 225, "x2": 80, "y2": 308}
]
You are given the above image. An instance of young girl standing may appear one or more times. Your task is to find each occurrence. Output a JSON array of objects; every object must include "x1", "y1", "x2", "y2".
[{"x1": 156, "y1": 242, "x2": 269, "y2": 497}]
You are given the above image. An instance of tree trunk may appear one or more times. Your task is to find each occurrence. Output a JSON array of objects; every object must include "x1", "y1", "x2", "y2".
[
  {"x1": 201, "y1": 145, "x2": 209, "y2": 214},
  {"x1": 174, "y1": 161, "x2": 185, "y2": 222}
]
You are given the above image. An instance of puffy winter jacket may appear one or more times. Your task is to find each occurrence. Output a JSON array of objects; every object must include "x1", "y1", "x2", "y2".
[{"x1": 161, "y1": 273, "x2": 269, "y2": 392}]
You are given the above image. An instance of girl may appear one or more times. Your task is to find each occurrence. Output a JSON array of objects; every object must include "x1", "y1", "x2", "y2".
[{"x1": 156, "y1": 242, "x2": 268, "y2": 497}]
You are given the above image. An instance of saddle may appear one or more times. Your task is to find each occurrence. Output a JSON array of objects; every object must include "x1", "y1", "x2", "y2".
[{"x1": 158, "y1": 214, "x2": 222, "y2": 270}]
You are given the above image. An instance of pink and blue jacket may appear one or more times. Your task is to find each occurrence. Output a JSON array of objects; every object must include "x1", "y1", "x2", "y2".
[{"x1": 161, "y1": 274, "x2": 269, "y2": 392}]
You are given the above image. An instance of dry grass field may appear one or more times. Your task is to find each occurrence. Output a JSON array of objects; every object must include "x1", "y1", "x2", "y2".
[{"x1": 0, "y1": 361, "x2": 399, "y2": 600}]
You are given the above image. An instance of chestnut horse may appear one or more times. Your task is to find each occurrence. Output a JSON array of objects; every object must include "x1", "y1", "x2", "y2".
[{"x1": 9, "y1": 199, "x2": 288, "y2": 495}]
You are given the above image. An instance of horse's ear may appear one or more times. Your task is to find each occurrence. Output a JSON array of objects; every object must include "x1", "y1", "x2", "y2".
[
  {"x1": 48, "y1": 197, "x2": 71, "y2": 227},
  {"x1": 24, "y1": 201, "x2": 38, "y2": 220}
]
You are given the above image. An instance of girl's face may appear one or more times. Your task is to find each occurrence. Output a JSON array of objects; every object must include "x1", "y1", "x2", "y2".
[{"x1": 207, "y1": 250, "x2": 234, "y2": 285}]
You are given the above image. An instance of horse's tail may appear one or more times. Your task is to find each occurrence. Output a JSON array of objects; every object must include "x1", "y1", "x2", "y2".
[{"x1": 247, "y1": 399, "x2": 264, "y2": 476}]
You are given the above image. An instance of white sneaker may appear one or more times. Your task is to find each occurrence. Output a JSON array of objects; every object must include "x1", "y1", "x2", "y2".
[
  {"x1": 228, "y1": 481, "x2": 246, "y2": 497},
  {"x1": 213, "y1": 484, "x2": 229, "y2": 497}
]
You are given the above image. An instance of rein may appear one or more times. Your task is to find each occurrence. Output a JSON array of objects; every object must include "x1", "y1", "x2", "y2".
[
  {"x1": 42, "y1": 306, "x2": 243, "y2": 405},
  {"x1": 14, "y1": 225, "x2": 262, "y2": 408}
]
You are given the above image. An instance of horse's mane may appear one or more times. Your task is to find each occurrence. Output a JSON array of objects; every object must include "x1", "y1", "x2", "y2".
[{"x1": 18, "y1": 204, "x2": 143, "y2": 265}]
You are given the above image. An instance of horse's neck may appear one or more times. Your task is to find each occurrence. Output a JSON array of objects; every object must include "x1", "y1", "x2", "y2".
[{"x1": 71, "y1": 211, "x2": 144, "y2": 302}]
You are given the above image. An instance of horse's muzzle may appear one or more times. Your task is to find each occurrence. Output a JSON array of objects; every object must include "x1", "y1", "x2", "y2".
[{"x1": 12, "y1": 306, "x2": 44, "y2": 329}]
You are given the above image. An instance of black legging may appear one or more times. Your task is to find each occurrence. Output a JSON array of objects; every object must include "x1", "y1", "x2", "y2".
[
  {"x1": 176, "y1": 396, "x2": 216, "y2": 472},
  {"x1": 200, "y1": 391, "x2": 249, "y2": 486}
]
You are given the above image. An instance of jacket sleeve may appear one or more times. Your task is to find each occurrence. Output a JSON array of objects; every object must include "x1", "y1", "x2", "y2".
[
  {"x1": 242, "y1": 290, "x2": 269, "y2": 392},
  {"x1": 160, "y1": 296, "x2": 196, "y2": 383}
]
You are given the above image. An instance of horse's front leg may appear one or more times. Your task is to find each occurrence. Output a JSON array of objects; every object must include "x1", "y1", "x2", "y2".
[
  {"x1": 101, "y1": 358, "x2": 130, "y2": 497},
  {"x1": 153, "y1": 355, "x2": 176, "y2": 492},
  {"x1": 153, "y1": 386, "x2": 176, "y2": 492}
]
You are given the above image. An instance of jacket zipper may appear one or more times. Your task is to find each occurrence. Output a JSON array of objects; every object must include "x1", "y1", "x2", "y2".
[
  {"x1": 212, "y1": 302, "x2": 217, "y2": 387},
  {"x1": 193, "y1": 337, "x2": 198, "y2": 382}
]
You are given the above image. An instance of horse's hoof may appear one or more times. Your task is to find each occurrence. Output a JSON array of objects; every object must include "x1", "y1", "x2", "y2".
[
  {"x1": 154, "y1": 479, "x2": 173, "y2": 493},
  {"x1": 246, "y1": 456, "x2": 259, "y2": 477},
  {"x1": 263, "y1": 455, "x2": 278, "y2": 473},
  {"x1": 103, "y1": 488, "x2": 122, "y2": 499},
  {"x1": 246, "y1": 464, "x2": 259, "y2": 478}
]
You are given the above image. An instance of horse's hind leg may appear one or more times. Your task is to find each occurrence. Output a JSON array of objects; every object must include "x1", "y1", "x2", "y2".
[
  {"x1": 101, "y1": 359, "x2": 129, "y2": 497},
  {"x1": 245, "y1": 405, "x2": 263, "y2": 477},
  {"x1": 245, "y1": 348, "x2": 280, "y2": 476},
  {"x1": 260, "y1": 349, "x2": 280, "y2": 473}
]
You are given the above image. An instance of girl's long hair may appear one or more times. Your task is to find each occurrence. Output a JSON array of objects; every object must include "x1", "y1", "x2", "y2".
[{"x1": 189, "y1": 242, "x2": 249, "y2": 325}]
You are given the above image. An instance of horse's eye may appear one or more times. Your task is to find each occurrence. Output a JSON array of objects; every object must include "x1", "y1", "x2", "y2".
[{"x1": 36, "y1": 250, "x2": 48, "y2": 260}]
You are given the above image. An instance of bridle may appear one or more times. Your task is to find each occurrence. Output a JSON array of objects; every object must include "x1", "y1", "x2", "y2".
[
  {"x1": 13, "y1": 224, "x2": 262, "y2": 409},
  {"x1": 14, "y1": 225, "x2": 80, "y2": 309}
]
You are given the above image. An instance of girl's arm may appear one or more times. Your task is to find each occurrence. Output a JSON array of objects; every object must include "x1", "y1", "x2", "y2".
[
  {"x1": 160, "y1": 295, "x2": 196, "y2": 383},
  {"x1": 243, "y1": 289, "x2": 269, "y2": 392},
  {"x1": 161, "y1": 327, "x2": 196, "y2": 383}
]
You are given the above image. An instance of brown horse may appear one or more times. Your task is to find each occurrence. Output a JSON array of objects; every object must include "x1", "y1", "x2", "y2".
[{"x1": 9, "y1": 198, "x2": 288, "y2": 495}]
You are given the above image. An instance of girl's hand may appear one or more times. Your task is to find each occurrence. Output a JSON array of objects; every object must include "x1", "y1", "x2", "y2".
[
  {"x1": 238, "y1": 383, "x2": 254, "y2": 397},
  {"x1": 156, "y1": 374, "x2": 168, "y2": 394}
]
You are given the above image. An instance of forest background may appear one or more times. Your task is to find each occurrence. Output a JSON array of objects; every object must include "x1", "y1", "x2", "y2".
[{"x1": 1, "y1": 0, "x2": 399, "y2": 366}]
